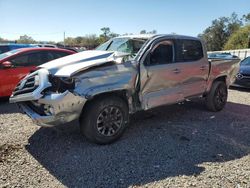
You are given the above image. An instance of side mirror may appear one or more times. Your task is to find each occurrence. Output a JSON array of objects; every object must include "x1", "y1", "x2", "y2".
[{"x1": 2, "y1": 61, "x2": 12, "y2": 68}]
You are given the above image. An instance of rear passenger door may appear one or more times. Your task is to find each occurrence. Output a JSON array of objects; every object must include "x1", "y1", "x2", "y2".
[{"x1": 174, "y1": 39, "x2": 209, "y2": 98}]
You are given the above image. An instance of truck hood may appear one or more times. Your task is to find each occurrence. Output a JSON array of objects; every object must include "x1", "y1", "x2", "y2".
[{"x1": 39, "y1": 50, "x2": 129, "y2": 77}]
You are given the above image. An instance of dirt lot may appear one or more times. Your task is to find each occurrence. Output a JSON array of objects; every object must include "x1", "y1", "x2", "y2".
[{"x1": 0, "y1": 88, "x2": 250, "y2": 188}]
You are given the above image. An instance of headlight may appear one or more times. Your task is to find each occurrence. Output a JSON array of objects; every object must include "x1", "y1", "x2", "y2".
[{"x1": 48, "y1": 75, "x2": 75, "y2": 93}]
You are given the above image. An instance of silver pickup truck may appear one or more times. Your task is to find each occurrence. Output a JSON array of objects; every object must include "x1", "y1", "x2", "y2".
[{"x1": 10, "y1": 34, "x2": 240, "y2": 144}]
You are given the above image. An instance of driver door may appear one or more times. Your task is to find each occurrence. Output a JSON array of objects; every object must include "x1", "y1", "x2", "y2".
[{"x1": 139, "y1": 40, "x2": 185, "y2": 110}]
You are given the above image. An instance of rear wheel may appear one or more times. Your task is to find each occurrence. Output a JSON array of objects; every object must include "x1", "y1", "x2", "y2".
[
  {"x1": 80, "y1": 96, "x2": 129, "y2": 144},
  {"x1": 205, "y1": 81, "x2": 228, "y2": 112}
]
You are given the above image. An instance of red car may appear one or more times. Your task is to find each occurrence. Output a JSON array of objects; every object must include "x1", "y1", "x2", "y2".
[{"x1": 0, "y1": 47, "x2": 75, "y2": 97}]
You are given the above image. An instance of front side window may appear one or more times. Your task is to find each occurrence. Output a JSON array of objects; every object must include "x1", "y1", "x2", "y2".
[
  {"x1": 46, "y1": 51, "x2": 71, "y2": 61},
  {"x1": 10, "y1": 54, "x2": 29, "y2": 67},
  {"x1": 175, "y1": 39, "x2": 203, "y2": 62},
  {"x1": 28, "y1": 52, "x2": 45, "y2": 66},
  {"x1": 146, "y1": 40, "x2": 174, "y2": 66}
]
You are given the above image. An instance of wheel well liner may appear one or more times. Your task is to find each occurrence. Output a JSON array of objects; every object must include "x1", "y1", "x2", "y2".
[
  {"x1": 80, "y1": 90, "x2": 129, "y2": 120},
  {"x1": 213, "y1": 76, "x2": 227, "y2": 83}
]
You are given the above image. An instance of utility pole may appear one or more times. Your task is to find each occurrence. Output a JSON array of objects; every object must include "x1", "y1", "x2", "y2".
[{"x1": 63, "y1": 31, "x2": 65, "y2": 47}]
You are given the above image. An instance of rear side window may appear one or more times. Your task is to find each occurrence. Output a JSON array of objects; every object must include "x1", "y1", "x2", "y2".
[
  {"x1": 175, "y1": 39, "x2": 203, "y2": 62},
  {"x1": 28, "y1": 52, "x2": 46, "y2": 66},
  {"x1": 45, "y1": 51, "x2": 71, "y2": 62},
  {"x1": 51, "y1": 51, "x2": 71, "y2": 59}
]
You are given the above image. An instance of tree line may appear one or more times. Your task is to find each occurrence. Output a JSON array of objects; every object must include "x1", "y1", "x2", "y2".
[
  {"x1": 198, "y1": 12, "x2": 250, "y2": 51},
  {"x1": 1, "y1": 12, "x2": 249, "y2": 51},
  {"x1": 0, "y1": 28, "x2": 157, "y2": 49}
]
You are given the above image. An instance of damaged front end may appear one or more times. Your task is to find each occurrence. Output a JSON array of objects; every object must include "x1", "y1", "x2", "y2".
[
  {"x1": 9, "y1": 49, "x2": 141, "y2": 127},
  {"x1": 9, "y1": 69, "x2": 86, "y2": 127}
]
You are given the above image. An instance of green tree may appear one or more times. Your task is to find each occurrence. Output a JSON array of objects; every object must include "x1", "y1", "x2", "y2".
[
  {"x1": 198, "y1": 13, "x2": 242, "y2": 51},
  {"x1": 140, "y1": 30, "x2": 146, "y2": 34},
  {"x1": 140, "y1": 29, "x2": 157, "y2": 34},
  {"x1": 227, "y1": 12, "x2": 242, "y2": 35},
  {"x1": 64, "y1": 35, "x2": 100, "y2": 49},
  {"x1": 109, "y1": 32, "x2": 119, "y2": 38},
  {"x1": 224, "y1": 25, "x2": 250, "y2": 50},
  {"x1": 0, "y1": 37, "x2": 8, "y2": 43},
  {"x1": 16, "y1": 35, "x2": 36, "y2": 44},
  {"x1": 149, "y1": 30, "x2": 157, "y2": 34},
  {"x1": 99, "y1": 27, "x2": 119, "y2": 43},
  {"x1": 83, "y1": 34, "x2": 99, "y2": 49},
  {"x1": 198, "y1": 17, "x2": 229, "y2": 51},
  {"x1": 75, "y1": 36, "x2": 84, "y2": 45},
  {"x1": 100, "y1": 27, "x2": 111, "y2": 40},
  {"x1": 242, "y1": 13, "x2": 250, "y2": 24},
  {"x1": 64, "y1": 37, "x2": 75, "y2": 46}
]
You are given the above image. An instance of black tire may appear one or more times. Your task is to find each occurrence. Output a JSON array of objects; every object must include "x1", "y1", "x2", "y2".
[
  {"x1": 205, "y1": 81, "x2": 228, "y2": 112},
  {"x1": 80, "y1": 96, "x2": 129, "y2": 144}
]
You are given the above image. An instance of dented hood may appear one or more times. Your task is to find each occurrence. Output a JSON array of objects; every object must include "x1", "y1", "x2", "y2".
[{"x1": 39, "y1": 50, "x2": 128, "y2": 77}]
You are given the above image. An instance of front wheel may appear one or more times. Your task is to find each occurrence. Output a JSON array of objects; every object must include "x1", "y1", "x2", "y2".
[
  {"x1": 80, "y1": 96, "x2": 129, "y2": 144},
  {"x1": 205, "y1": 81, "x2": 228, "y2": 112}
]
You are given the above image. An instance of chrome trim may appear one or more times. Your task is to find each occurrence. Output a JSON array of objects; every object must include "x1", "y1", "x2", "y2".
[{"x1": 9, "y1": 69, "x2": 51, "y2": 103}]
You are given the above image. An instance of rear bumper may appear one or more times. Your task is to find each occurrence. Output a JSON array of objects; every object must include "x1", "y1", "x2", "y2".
[{"x1": 18, "y1": 91, "x2": 86, "y2": 127}]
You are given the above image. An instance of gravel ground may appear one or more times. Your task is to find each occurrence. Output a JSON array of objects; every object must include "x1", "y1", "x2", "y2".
[{"x1": 0, "y1": 88, "x2": 250, "y2": 188}]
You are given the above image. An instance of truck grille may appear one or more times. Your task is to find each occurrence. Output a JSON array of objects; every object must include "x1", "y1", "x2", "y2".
[{"x1": 12, "y1": 74, "x2": 38, "y2": 96}]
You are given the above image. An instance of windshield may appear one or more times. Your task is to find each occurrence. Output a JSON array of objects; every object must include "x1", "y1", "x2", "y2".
[
  {"x1": 0, "y1": 49, "x2": 21, "y2": 60},
  {"x1": 96, "y1": 37, "x2": 148, "y2": 58},
  {"x1": 241, "y1": 57, "x2": 250, "y2": 66}
]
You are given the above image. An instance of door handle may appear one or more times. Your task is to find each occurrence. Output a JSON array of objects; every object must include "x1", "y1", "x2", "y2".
[
  {"x1": 173, "y1": 68, "x2": 180, "y2": 74},
  {"x1": 200, "y1": 66, "x2": 206, "y2": 71}
]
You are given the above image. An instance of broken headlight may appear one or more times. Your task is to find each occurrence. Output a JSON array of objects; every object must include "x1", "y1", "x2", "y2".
[{"x1": 48, "y1": 75, "x2": 75, "y2": 93}]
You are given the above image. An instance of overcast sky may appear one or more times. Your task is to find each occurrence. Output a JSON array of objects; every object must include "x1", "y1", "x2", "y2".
[{"x1": 0, "y1": 0, "x2": 249, "y2": 42}]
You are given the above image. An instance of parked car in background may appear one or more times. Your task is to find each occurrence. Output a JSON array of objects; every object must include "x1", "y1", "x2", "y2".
[
  {"x1": 10, "y1": 34, "x2": 240, "y2": 144},
  {"x1": 58, "y1": 47, "x2": 78, "y2": 53},
  {"x1": 0, "y1": 48, "x2": 75, "y2": 97},
  {"x1": 0, "y1": 44, "x2": 37, "y2": 54},
  {"x1": 208, "y1": 52, "x2": 238, "y2": 59},
  {"x1": 34, "y1": 44, "x2": 57, "y2": 48},
  {"x1": 232, "y1": 56, "x2": 250, "y2": 88}
]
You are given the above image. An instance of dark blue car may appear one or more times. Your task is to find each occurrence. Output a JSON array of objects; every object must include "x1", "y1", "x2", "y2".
[
  {"x1": 232, "y1": 56, "x2": 250, "y2": 88},
  {"x1": 0, "y1": 44, "x2": 37, "y2": 54}
]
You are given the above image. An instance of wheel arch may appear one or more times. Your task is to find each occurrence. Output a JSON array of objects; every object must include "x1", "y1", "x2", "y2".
[
  {"x1": 205, "y1": 75, "x2": 228, "y2": 96},
  {"x1": 80, "y1": 90, "x2": 132, "y2": 121},
  {"x1": 213, "y1": 75, "x2": 227, "y2": 83}
]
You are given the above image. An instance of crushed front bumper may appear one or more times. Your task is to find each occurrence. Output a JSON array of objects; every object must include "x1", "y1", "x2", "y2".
[{"x1": 18, "y1": 91, "x2": 86, "y2": 127}]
